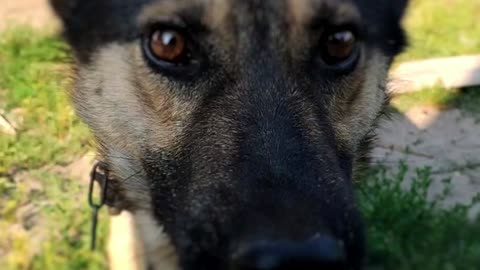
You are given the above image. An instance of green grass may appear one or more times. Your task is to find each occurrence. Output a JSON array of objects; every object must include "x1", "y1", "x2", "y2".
[
  {"x1": 0, "y1": 172, "x2": 109, "y2": 270},
  {"x1": 359, "y1": 165, "x2": 480, "y2": 270},
  {"x1": 0, "y1": 28, "x2": 107, "y2": 270},
  {"x1": 0, "y1": 27, "x2": 90, "y2": 173},
  {"x1": 372, "y1": 1, "x2": 480, "y2": 265},
  {"x1": 391, "y1": 86, "x2": 480, "y2": 118},
  {"x1": 391, "y1": 0, "x2": 480, "y2": 112},
  {"x1": 398, "y1": 0, "x2": 480, "y2": 62}
]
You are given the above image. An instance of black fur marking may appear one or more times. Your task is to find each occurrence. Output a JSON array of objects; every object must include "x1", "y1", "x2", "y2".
[{"x1": 50, "y1": 0, "x2": 152, "y2": 63}]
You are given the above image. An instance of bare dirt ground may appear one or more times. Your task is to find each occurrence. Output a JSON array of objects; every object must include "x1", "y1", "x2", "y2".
[{"x1": 0, "y1": 0, "x2": 59, "y2": 32}]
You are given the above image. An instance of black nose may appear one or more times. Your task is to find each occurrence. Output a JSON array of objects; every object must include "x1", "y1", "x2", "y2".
[{"x1": 231, "y1": 236, "x2": 347, "y2": 270}]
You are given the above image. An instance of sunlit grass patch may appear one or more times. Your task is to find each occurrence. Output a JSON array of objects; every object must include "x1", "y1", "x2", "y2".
[
  {"x1": 0, "y1": 27, "x2": 90, "y2": 173},
  {"x1": 391, "y1": 0, "x2": 480, "y2": 116},
  {"x1": 0, "y1": 171, "x2": 108, "y2": 270},
  {"x1": 0, "y1": 27, "x2": 105, "y2": 270},
  {"x1": 398, "y1": 0, "x2": 480, "y2": 62},
  {"x1": 391, "y1": 86, "x2": 480, "y2": 118},
  {"x1": 390, "y1": 85, "x2": 460, "y2": 112}
]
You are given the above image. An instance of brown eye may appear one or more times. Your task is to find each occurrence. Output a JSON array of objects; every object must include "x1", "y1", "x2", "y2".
[
  {"x1": 322, "y1": 30, "x2": 357, "y2": 66},
  {"x1": 149, "y1": 29, "x2": 187, "y2": 63}
]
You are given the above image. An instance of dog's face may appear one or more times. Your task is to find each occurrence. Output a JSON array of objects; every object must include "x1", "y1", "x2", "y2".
[{"x1": 52, "y1": 0, "x2": 408, "y2": 269}]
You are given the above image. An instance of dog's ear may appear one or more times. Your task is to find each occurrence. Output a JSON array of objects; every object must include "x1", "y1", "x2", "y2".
[
  {"x1": 50, "y1": 0, "x2": 149, "y2": 62},
  {"x1": 49, "y1": 0, "x2": 107, "y2": 62},
  {"x1": 390, "y1": 0, "x2": 410, "y2": 22},
  {"x1": 49, "y1": 0, "x2": 77, "y2": 24},
  {"x1": 359, "y1": 0, "x2": 410, "y2": 56},
  {"x1": 387, "y1": 0, "x2": 410, "y2": 54},
  {"x1": 49, "y1": 0, "x2": 99, "y2": 38}
]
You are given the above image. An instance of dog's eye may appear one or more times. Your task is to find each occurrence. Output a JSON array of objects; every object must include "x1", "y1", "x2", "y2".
[
  {"x1": 148, "y1": 29, "x2": 187, "y2": 63},
  {"x1": 320, "y1": 30, "x2": 358, "y2": 67},
  {"x1": 142, "y1": 24, "x2": 205, "y2": 78}
]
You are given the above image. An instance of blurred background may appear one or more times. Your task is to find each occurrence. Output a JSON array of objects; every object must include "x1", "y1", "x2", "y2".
[{"x1": 0, "y1": 0, "x2": 479, "y2": 269}]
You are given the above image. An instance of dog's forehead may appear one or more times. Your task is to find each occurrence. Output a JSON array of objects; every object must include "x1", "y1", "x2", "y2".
[
  {"x1": 53, "y1": 0, "x2": 407, "y2": 62},
  {"x1": 138, "y1": 0, "x2": 360, "y2": 28}
]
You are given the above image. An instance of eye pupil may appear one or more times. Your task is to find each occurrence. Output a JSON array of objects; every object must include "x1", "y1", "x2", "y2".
[
  {"x1": 323, "y1": 30, "x2": 357, "y2": 65},
  {"x1": 150, "y1": 30, "x2": 186, "y2": 62}
]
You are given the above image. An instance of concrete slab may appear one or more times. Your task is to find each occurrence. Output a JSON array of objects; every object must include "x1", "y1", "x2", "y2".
[
  {"x1": 374, "y1": 107, "x2": 480, "y2": 206},
  {"x1": 390, "y1": 55, "x2": 480, "y2": 94}
]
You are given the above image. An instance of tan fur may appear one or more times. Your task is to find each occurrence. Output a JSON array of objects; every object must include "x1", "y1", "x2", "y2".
[
  {"x1": 134, "y1": 211, "x2": 179, "y2": 270},
  {"x1": 72, "y1": 44, "x2": 185, "y2": 269},
  {"x1": 108, "y1": 211, "x2": 178, "y2": 270},
  {"x1": 331, "y1": 51, "x2": 389, "y2": 152},
  {"x1": 288, "y1": 0, "x2": 360, "y2": 26},
  {"x1": 139, "y1": 0, "x2": 231, "y2": 27},
  {"x1": 108, "y1": 211, "x2": 145, "y2": 270}
]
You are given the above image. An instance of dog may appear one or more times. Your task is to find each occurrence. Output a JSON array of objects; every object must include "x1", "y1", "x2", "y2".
[{"x1": 50, "y1": 0, "x2": 409, "y2": 269}]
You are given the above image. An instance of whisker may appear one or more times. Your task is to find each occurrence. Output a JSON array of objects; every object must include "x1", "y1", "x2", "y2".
[
  {"x1": 84, "y1": 154, "x2": 137, "y2": 161},
  {"x1": 120, "y1": 170, "x2": 143, "y2": 184}
]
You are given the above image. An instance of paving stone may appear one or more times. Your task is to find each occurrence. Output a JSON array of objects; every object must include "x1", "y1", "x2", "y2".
[
  {"x1": 390, "y1": 55, "x2": 480, "y2": 93},
  {"x1": 374, "y1": 106, "x2": 480, "y2": 206}
]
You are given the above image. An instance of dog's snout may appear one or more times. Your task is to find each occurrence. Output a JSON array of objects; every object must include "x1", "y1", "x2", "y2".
[{"x1": 231, "y1": 236, "x2": 347, "y2": 270}]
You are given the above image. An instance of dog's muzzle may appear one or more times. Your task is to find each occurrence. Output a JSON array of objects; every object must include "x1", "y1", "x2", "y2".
[{"x1": 231, "y1": 235, "x2": 346, "y2": 270}]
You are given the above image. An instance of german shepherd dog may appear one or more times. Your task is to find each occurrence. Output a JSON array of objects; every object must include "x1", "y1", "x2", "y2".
[{"x1": 51, "y1": 0, "x2": 408, "y2": 269}]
